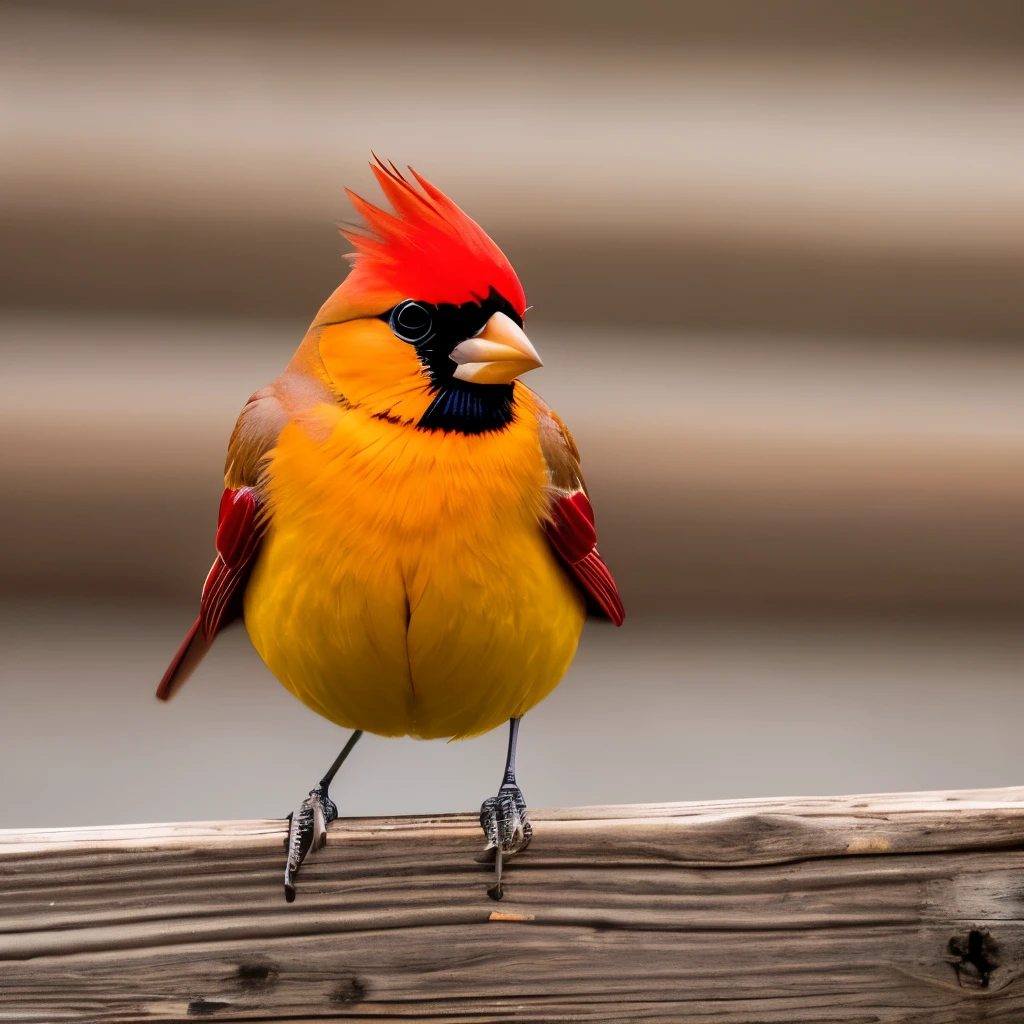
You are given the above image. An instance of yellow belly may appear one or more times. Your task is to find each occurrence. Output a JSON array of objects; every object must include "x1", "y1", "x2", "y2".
[{"x1": 243, "y1": 395, "x2": 585, "y2": 740}]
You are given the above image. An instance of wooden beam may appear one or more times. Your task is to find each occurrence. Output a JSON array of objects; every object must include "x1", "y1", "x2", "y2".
[{"x1": 4, "y1": 788, "x2": 1024, "y2": 1021}]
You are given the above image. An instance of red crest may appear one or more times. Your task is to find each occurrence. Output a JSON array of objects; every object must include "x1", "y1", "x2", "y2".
[{"x1": 342, "y1": 157, "x2": 526, "y2": 317}]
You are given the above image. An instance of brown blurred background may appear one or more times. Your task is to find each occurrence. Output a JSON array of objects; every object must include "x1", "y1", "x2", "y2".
[{"x1": 2, "y1": 0, "x2": 1023, "y2": 828}]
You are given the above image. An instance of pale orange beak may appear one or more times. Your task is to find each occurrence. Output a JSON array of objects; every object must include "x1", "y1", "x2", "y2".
[{"x1": 449, "y1": 312, "x2": 543, "y2": 385}]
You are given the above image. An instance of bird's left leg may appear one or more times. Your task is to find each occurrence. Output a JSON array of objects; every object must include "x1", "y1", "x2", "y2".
[
  {"x1": 480, "y1": 717, "x2": 533, "y2": 900},
  {"x1": 284, "y1": 729, "x2": 362, "y2": 902}
]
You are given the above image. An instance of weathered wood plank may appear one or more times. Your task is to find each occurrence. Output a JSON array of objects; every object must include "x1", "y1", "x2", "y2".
[{"x1": 3, "y1": 788, "x2": 1024, "y2": 1022}]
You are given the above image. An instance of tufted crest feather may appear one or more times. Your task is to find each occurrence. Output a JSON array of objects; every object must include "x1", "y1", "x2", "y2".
[{"x1": 341, "y1": 156, "x2": 526, "y2": 316}]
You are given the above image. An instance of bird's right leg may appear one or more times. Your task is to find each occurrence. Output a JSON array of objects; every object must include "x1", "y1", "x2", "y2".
[{"x1": 284, "y1": 729, "x2": 362, "y2": 902}]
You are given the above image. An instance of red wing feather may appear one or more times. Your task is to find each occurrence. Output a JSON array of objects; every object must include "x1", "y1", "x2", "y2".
[
  {"x1": 156, "y1": 486, "x2": 267, "y2": 700},
  {"x1": 544, "y1": 491, "x2": 625, "y2": 626}
]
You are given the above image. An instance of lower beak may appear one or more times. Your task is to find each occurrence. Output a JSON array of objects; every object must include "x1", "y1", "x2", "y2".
[{"x1": 450, "y1": 312, "x2": 543, "y2": 385}]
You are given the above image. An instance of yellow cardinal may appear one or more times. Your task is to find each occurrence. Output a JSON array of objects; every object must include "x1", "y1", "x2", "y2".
[{"x1": 157, "y1": 157, "x2": 624, "y2": 900}]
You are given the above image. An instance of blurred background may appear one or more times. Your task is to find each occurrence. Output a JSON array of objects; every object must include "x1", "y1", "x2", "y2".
[{"x1": 2, "y1": 0, "x2": 1023, "y2": 829}]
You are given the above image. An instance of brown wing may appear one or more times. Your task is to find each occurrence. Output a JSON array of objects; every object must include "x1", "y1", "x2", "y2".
[
  {"x1": 156, "y1": 389, "x2": 284, "y2": 700},
  {"x1": 533, "y1": 393, "x2": 624, "y2": 625},
  {"x1": 224, "y1": 386, "x2": 289, "y2": 489}
]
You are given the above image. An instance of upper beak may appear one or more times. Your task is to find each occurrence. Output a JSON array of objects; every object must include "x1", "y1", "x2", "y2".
[{"x1": 449, "y1": 312, "x2": 543, "y2": 385}]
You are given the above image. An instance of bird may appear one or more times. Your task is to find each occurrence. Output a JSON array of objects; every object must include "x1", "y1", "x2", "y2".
[{"x1": 156, "y1": 156, "x2": 624, "y2": 901}]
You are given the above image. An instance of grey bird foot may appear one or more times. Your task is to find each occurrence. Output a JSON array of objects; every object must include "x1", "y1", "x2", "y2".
[
  {"x1": 283, "y1": 783, "x2": 338, "y2": 903},
  {"x1": 480, "y1": 785, "x2": 533, "y2": 901}
]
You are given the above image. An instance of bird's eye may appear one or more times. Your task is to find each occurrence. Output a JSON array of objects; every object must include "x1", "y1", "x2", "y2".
[{"x1": 389, "y1": 300, "x2": 434, "y2": 344}]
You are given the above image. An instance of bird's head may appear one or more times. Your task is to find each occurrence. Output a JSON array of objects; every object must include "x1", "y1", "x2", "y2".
[{"x1": 308, "y1": 157, "x2": 540, "y2": 435}]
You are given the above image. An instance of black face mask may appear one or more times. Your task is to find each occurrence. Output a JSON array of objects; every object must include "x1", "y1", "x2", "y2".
[{"x1": 379, "y1": 289, "x2": 524, "y2": 434}]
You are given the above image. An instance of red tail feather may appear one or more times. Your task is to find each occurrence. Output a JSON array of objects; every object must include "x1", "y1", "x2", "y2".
[{"x1": 156, "y1": 617, "x2": 210, "y2": 701}]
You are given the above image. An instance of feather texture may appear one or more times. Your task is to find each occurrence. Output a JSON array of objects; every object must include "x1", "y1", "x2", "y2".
[
  {"x1": 156, "y1": 486, "x2": 267, "y2": 700},
  {"x1": 544, "y1": 491, "x2": 625, "y2": 626},
  {"x1": 341, "y1": 157, "x2": 526, "y2": 316},
  {"x1": 243, "y1": 385, "x2": 586, "y2": 740},
  {"x1": 530, "y1": 388, "x2": 625, "y2": 626}
]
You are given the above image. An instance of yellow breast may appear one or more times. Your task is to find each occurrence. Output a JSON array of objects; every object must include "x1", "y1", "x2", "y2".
[{"x1": 243, "y1": 386, "x2": 585, "y2": 740}]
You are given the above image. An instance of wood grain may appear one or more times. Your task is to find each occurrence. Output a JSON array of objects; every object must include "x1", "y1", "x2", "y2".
[{"x1": 4, "y1": 788, "x2": 1024, "y2": 1022}]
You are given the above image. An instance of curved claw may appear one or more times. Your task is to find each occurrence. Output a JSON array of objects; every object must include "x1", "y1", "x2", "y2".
[
  {"x1": 480, "y1": 785, "x2": 533, "y2": 900},
  {"x1": 284, "y1": 785, "x2": 338, "y2": 903},
  {"x1": 480, "y1": 787, "x2": 533, "y2": 854}
]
